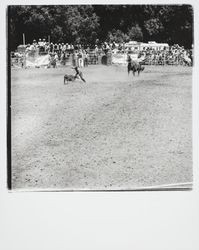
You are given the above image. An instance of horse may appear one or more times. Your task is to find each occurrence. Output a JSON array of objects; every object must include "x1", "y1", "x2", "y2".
[
  {"x1": 128, "y1": 60, "x2": 145, "y2": 76},
  {"x1": 127, "y1": 55, "x2": 145, "y2": 76}
]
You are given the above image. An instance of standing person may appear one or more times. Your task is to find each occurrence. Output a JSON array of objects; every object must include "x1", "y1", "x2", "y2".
[
  {"x1": 38, "y1": 38, "x2": 42, "y2": 46},
  {"x1": 78, "y1": 50, "x2": 84, "y2": 67},
  {"x1": 50, "y1": 42, "x2": 54, "y2": 53},
  {"x1": 72, "y1": 52, "x2": 75, "y2": 67},
  {"x1": 70, "y1": 44, "x2": 74, "y2": 51},
  {"x1": 21, "y1": 53, "x2": 26, "y2": 68},
  {"x1": 74, "y1": 44, "x2": 78, "y2": 50},
  {"x1": 61, "y1": 52, "x2": 66, "y2": 65},
  {"x1": 54, "y1": 43, "x2": 58, "y2": 54},
  {"x1": 43, "y1": 38, "x2": 46, "y2": 46},
  {"x1": 58, "y1": 43, "x2": 62, "y2": 58},
  {"x1": 65, "y1": 43, "x2": 69, "y2": 51},
  {"x1": 72, "y1": 51, "x2": 78, "y2": 67},
  {"x1": 51, "y1": 53, "x2": 58, "y2": 68},
  {"x1": 54, "y1": 53, "x2": 59, "y2": 63},
  {"x1": 62, "y1": 43, "x2": 66, "y2": 53},
  {"x1": 83, "y1": 50, "x2": 88, "y2": 67},
  {"x1": 45, "y1": 42, "x2": 50, "y2": 53},
  {"x1": 51, "y1": 55, "x2": 56, "y2": 68},
  {"x1": 39, "y1": 39, "x2": 45, "y2": 54},
  {"x1": 33, "y1": 39, "x2": 37, "y2": 49},
  {"x1": 47, "y1": 53, "x2": 51, "y2": 68}
]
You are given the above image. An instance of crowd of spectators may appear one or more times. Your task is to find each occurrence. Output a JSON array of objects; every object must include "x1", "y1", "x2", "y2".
[
  {"x1": 12, "y1": 38, "x2": 193, "y2": 68},
  {"x1": 138, "y1": 44, "x2": 193, "y2": 65},
  {"x1": 15, "y1": 38, "x2": 113, "y2": 68}
]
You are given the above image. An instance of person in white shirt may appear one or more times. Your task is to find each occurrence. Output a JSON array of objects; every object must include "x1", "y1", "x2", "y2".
[
  {"x1": 38, "y1": 38, "x2": 43, "y2": 46},
  {"x1": 43, "y1": 38, "x2": 46, "y2": 46}
]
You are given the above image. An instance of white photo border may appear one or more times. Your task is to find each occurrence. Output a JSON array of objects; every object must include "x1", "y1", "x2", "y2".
[{"x1": 1, "y1": 1, "x2": 199, "y2": 250}]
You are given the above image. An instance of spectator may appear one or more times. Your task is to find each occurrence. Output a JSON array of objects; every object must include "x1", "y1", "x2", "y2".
[
  {"x1": 50, "y1": 42, "x2": 54, "y2": 53},
  {"x1": 54, "y1": 43, "x2": 58, "y2": 54},
  {"x1": 62, "y1": 43, "x2": 66, "y2": 52},
  {"x1": 43, "y1": 38, "x2": 46, "y2": 46},
  {"x1": 78, "y1": 50, "x2": 84, "y2": 67},
  {"x1": 84, "y1": 51, "x2": 89, "y2": 67},
  {"x1": 72, "y1": 51, "x2": 78, "y2": 67},
  {"x1": 38, "y1": 38, "x2": 42, "y2": 46},
  {"x1": 33, "y1": 39, "x2": 37, "y2": 48},
  {"x1": 45, "y1": 42, "x2": 50, "y2": 53}
]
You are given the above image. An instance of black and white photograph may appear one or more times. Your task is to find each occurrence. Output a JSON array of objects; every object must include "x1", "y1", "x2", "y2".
[
  {"x1": 1, "y1": 1, "x2": 199, "y2": 250},
  {"x1": 8, "y1": 4, "x2": 193, "y2": 191}
]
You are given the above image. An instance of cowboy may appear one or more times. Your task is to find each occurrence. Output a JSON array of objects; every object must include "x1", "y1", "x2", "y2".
[{"x1": 72, "y1": 66, "x2": 86, "y2": 82}]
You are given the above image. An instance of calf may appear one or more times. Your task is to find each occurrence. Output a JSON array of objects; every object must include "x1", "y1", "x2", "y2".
[{"x1": 64, "y1": 74, "x2": 77, "y2": 84}]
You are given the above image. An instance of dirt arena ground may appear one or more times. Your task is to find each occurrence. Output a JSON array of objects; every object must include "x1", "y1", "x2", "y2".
[{"x1": 11, "y1": 65, "x2": 192, "y2": 190}]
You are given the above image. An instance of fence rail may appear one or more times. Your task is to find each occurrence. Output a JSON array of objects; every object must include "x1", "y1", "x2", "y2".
[{"x1": 11, "y1": 51, "x2": 192, "y2": 68}]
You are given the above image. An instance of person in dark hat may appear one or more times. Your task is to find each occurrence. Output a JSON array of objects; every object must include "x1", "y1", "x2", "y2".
[
  {"x1": 50, "y1": 42, "x2": 54, "y2": 53},
  {"x1": 33, "y1": 39, "x2": 37, "y2": 48}
]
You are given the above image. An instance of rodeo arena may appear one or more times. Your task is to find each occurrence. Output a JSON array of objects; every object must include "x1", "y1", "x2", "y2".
[{"x1": 11, "y1": 36, "x2": 193, "y2": 190}]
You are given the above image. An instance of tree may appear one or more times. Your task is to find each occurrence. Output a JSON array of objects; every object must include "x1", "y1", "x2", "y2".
[
  {"x1": 128, "y1": 25, "x2": 143, "y2": 41},
  {"x1": 8, "y1": 5, "x2": 100, "y2": 49},
  {"x1": 66, "y1": 5, "x2": 99, "y2": 44},
  {"x1": 8, "y1": 5, "x2": 194, "y2": 50},
  {"x1": 144, "y1": 18, "x2": 164, "y2": 41},
  {"x1": 162, "y1": 5, "x2": 193, "y2": 48},
  {"x1": 107, "y1": 29, "x2": 129, "y2": 43}
]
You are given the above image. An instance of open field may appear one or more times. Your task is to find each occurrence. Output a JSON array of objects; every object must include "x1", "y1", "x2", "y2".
[{"x1": 11, "y1": 65, "x2": 192, "y2": 190}]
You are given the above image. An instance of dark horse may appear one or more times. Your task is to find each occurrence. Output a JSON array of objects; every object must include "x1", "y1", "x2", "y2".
[{"x1": 127, "y1": 55, "x2": 145, "y2": 76}]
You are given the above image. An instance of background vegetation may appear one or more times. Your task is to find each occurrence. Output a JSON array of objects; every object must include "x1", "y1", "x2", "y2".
[{"x1": 8, "y1": 5, "x2": 193, "y2": 50}]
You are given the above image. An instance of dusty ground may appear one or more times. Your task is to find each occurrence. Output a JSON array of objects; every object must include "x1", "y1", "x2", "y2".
[{"x1": 11, "y1": 65, "x2": 192, "y2": 190}]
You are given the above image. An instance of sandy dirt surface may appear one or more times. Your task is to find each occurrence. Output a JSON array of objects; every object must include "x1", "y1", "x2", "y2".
[{"x1": 11, "y1": 65, "x2": 192, "y2": 190}]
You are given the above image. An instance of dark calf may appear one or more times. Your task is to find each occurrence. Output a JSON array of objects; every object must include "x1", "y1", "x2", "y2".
[{"x1": 64, "y1": 74, "x2": 77, "y2": 84}]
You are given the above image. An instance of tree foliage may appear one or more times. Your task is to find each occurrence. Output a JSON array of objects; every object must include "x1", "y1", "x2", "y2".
[
  {"x1": 8, "y1": 4, "x2": 193, "y2": 50},
  {"x1": 107, "y1": 29, "x2": 129, "y2": 43},
  {"x1": 128, "y1": 25, "x2": 143, "y2": 41}
]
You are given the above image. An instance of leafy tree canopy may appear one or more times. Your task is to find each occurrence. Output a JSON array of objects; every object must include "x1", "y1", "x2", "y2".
[{"x1": 8, "y1": 4, "x2": 193, "y2": 50}]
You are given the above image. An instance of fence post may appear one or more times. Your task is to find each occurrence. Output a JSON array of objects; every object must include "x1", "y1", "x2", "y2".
[{"x1": 23, "y1": 33, "x2": 25, "y2": 46}]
